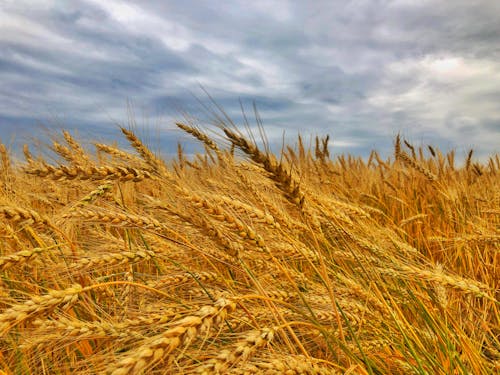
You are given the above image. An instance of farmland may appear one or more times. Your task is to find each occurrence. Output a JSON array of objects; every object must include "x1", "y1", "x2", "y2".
[{"x1": 0, "y1": 122, "x2": 498, "y2": 374}]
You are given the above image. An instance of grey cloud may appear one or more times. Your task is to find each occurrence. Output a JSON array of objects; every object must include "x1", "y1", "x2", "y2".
[
  {"x1": 0, "y1": 0, "x2": 499, "y2": 160},
  {"x1": 482, "y1": 119, "x2": 500, "y2": 133}
]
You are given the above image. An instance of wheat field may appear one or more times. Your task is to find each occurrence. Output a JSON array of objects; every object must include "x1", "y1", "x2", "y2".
[{"x1": 0, "y1": 120, "x2": 498, "y2": 374}]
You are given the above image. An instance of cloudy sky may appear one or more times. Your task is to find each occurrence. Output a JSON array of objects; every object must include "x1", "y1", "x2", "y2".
[{"x1": 1, "y1": 0, "x2": 499, "y2": 160}]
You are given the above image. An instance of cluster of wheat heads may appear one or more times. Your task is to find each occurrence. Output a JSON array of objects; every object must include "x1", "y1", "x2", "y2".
[{"x1": 0, "y1": 124, "x2": 498, "y2": 374}]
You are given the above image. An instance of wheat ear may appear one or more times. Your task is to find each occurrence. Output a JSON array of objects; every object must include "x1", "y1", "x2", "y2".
[
  {"x1": 120, "y1": 127, "x2": 170, "y2": 177},
  {"x1": 95, "y1": 143, "x2": 145, "y2": 164},
  {"x1": 25, "y1": 163, "x2": 154, "y2": 182},
  {"x1": 0, "y1": 247, "x2": 51, "y2": 271},
  {"x1": 52, "y1": 141, "x2": 76, "y2": 164},
  {"x1": 198, "y1": 328, "x2": 275, "y2": 374},
  {"x1": 0, "y1": 284, "x2": 82, "y2": 335},
  {"x1": 240, "y1": 354, "x2": 339, "y2": 374},
  {"x1": 380, "y1": 264, "x2": 493, "y2": 299},
  {"x1": 73, "y1": 249, "x2": 155, "y2": 270},
  {"x1": 176, "y1": 122, "x2": 221, "y2": 153},
  {"x1": 62, "y1": 130, "x2": 92, "y2": 165},
  {"x1": 108, "y1": 297, "x2": 236, "y2": 375},
  {"x1": 223, "y1": 128, "x2": 304, "y2": 207},
  {"x1": 0, "y1": 143, "x2": 11, "y2": 173},
  {"x1": 146, "y1": 271, "x2": 220, "y2": 289},
  {"x1": 210, "y1": 194, "x2": 280, "y2": 229},
  {"x1": 0, "y1": 205, "x2": 49, "y2": 225},
  {"x1": 63, "y1": 208, "x2": 163, "y2": 230},
  {"x1": 70, "y1": 182, "x2": 113, "y2": 210},
  {"x1": 397, "y1": 151, "x2": 437, "y2": 181}
]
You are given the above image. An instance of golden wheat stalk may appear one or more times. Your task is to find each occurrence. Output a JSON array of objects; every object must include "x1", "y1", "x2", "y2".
[
  {"x1": 63, "y1": 208, "x2": 163, "y2": 230},
  {"x1": 176, "y1": 122, "x2": 221, "y2": 153},
  {"x1": 108, "y1": 297, "x2": 237, "y2": 374},
  {"x1": 223, "y1": 128, "x2": 305, "y2": 207},
  {"x1": 120, "y1": 127, "x2": 170, "y2": 177},
  {"x1": 52, "y1": 141, "x2": 77, "y2": 165},
  {"x1": 234, "y1": 167, "x2": 306, "y2": 232},
  {"x1": 397, "y1": 151, "x2": 437, "y2": 181},
  {"x1": 70, "y1": 182, "x2": 113, "y2": 210},
  {"x1": 165, "y1": 187, "x2": 267, "y2": 248},
  {"x1": 73, "y1": 249, "x2": 155, "y2": 270},
  {"x1": 0, "y1": 205, "x2": 49, "y2": 225},
  {"x1": 237, "y1": 354, "x2": 339, "y2": 374},
  {"x1": 0, "y1": 247, "x2": 49, "y2": 271},
  {"x1": 95, "y1": 143, "x2": 145, "y2": 164},
  {"x1": 198, "y1": 328, "x2": 275, "y2": 374},
  {"x1": 62, "y1": 131, "x2": 92, "y2": 165},
  {"x1": 381, "y1": 264, "x2": 493, "y2": 299},
  {"x1": 146, "y1": 271, "x2": 220, "y2": 290},
  {"x1": 0, "y1": 143, "x2": 11, "y2": 172},
  {"x1": 0, "y1": 284, "x2": 83, "y2": 335},
  {"x1": 29, "y1": 316, "x2": 143, "y2": 342},
  {"x1": 210, "y1": 194, "x2": 281, "y2": 229},
  {"x1": 25, "y1": 163, "x2": 154, "y2": 182},
  {"x1": 428, "y1": 234, "x2": 500, "y2": 244}
]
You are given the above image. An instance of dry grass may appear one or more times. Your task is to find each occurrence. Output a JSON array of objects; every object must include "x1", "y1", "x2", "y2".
[{"x1": 0, "y1": 121, "x2": 498, "y2": 374}]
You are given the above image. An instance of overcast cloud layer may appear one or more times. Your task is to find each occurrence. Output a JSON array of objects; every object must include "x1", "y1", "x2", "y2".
[{"x1": 1, "y1": 0, "x2": 499, "y2": 159}]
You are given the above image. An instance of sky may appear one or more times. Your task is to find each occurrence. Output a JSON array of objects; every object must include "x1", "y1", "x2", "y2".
[{"x1": 1, "y1": 0, "x2": 499, "y2": 160}]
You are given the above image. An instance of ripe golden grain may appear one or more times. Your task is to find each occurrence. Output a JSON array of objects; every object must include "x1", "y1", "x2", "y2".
[
  {"x1": 121, "y1": 127, "x2": 170, "y2": 178},
  {"x1": 0, "y1": 284, "x2": 82, "y2": 335},
  {"x1": 25, "y1": 163, "x2": 154, "y2": 181},
  {"x1": 0, "y1": 247, "x2": 49, "y2": 271},
  {"x1": 198, "y1": 327, "x2": 275, "y2": 374},
  {"x1": 108, "y1": 298, "x2": 236, "y2": 375},
  {"x1": 0, "y1": 205, "x2": 49, "y2": 225},
  {"x1": 0, "y1": 125, "x2": 497, "y2": 374}
]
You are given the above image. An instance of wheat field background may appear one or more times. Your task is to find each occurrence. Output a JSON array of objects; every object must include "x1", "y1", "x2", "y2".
[{"x1": 0, "y1": 119, "x2": 498, "y2": 374}]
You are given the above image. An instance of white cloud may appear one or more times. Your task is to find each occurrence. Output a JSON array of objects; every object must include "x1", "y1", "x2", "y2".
[
  {"x1": 0, "y1": 12, "x2": 71, "y2": 49},
  {"x1": 370, "y1": 55, "x2": 500, "y2": 111},
  {"x1": 0, "y1": 9, "x2": 118, "y2": 61},
  {"x1": 84, "y1": 0, "x2": 192, "y2": 52},
  {"x1": 366, "y1": 54, "x2": 500, "y2": 153}
]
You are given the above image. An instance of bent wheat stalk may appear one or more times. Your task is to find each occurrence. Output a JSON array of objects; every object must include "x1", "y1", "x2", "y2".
[
  {"x1": 223, "y1": 128, "x2": 304, "y2": 207},
  {"x1": 0, "y1": 205, "x2": 49, "y2": 225},
  {"x1": 0, "y1": 247, "x2": 52, "y2": 271},
  {"x1": 197, "y1": 327, "x2": 275, "y2": 374},
  {"x1": 108, "y1": 297, "x2": 237, "y2": 375},
  {"x1": 25, "y1": 163, "x2": 154, "y2": 182},
  {"x1": 0, "y1": 284, "x2": 83, "y2": 335}
]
